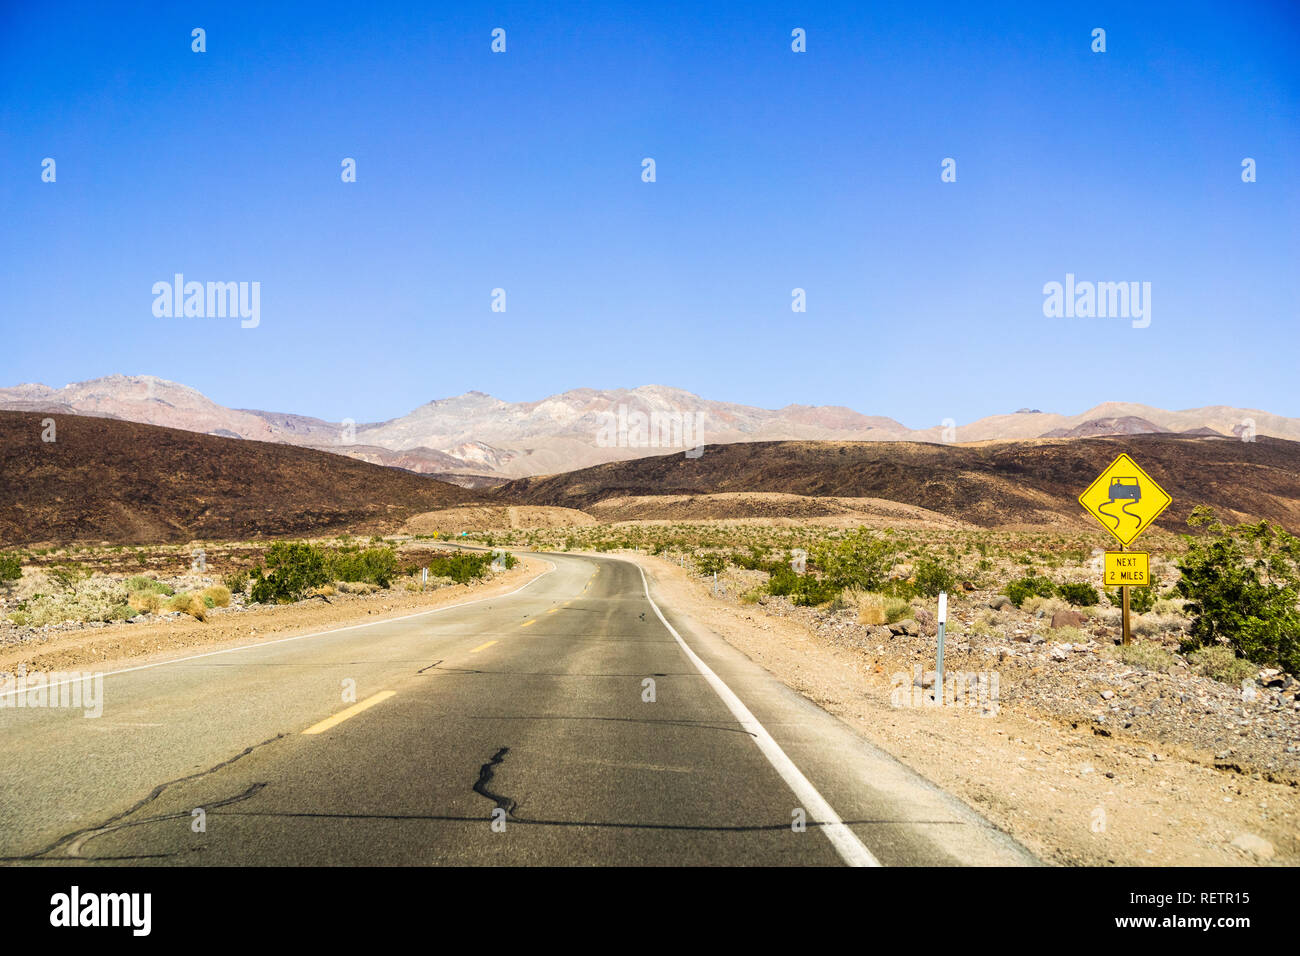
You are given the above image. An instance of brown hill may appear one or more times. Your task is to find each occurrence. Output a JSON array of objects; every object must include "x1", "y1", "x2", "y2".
[
  {"x1": 492, "y1": 435, "x2": 1300, "y2": 532},
  {"x1": 0, "y1": 411, "x2": 479, "y2": 546}
]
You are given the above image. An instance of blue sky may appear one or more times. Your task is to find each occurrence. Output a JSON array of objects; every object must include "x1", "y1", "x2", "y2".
[{"x1": 1, "y1": 1, "x2": 1296, "y2": 428}]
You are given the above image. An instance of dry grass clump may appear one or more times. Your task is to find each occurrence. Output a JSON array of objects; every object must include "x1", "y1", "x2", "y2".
[
  {"x1": 847, "y1": 590, "x2": 910, "y2": 626},
  {"x1": 1022, "y1": 595, "x2": 1071, "y2": 617},
  {"x1": 1106, "y1": 639, "x2": 1181, "y2": 673},
  {"x1": 165, "y1": 592, "x2": 207, "y2": 621},
  {"x1": 1048, "y1": 625, "x2": 1086, "y2": 643},
  {"x1": 200, "y1": 584, "x2": 231, "y2": 607},
  {"x1": 336, "y1": 581, "x2": 379, "y2": 595},
  {"x1": 1132, "y1": 612, "x2": 1185, "y2": 638},
  {"x1": 128, "y1": 590, "x2": 162, "y2": 614}
]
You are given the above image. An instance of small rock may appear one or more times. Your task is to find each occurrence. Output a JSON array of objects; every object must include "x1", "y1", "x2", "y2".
[
  {"x1": 1101, "y1": 690, "x2": 1115, "y2": 700},
  {"x1": 1051, "y1": 609, "x2": 1085, "y2": 629},
  {"x1": 988, "y1": 596, "x2": 1013, "y2": 610},
  {"x1": 1229, "y1": 833, "x2": 1275, "y2": 860}
]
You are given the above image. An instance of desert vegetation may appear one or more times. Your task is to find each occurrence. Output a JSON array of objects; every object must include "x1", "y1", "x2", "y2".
[{"x1": 0, "y1": 535, "x2": 512, "y2": 634}]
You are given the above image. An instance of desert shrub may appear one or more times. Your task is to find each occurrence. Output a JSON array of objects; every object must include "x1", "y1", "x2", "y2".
[
  {"x1": 18, "y1": 576, "x2": 129, "y2": 625},
  {"x1": 166, "y1": 592, "x2": 207, "y2": 620},
  {"x1": 1110, "y1": 640, "x2": 1180, "y2": 673},
  {"x1": 852, "y1": 591, "x2": 888, "y2": 626},
  {"x1": 328, "y1": 547, "x2": 398, "y2": 587},
  {"x1": 124, "y1": 575, "x2": 174, "y2": 596},
  {"x1": 1058, "y1": 582, "x2": 1099, "y2": 607},
  {"x1": 789, "y1": 576, "x2": 841, "y2": 607},
  {"x1": 1188, "y1": 645, "x2": 1257, "y2": 684},
  {"x1": 765, "y1": 567, "x2": 839, "y2": 606},
  {"x1": 910, "y1": 558, "x2": 957, "y2": 598},
  {"x1": 1104, "y1": 580, "x2": 1158, "y2": 614},
  {"x1": 695, "y1": 553, "x2": 727, "y2": 576},
  {"x1": 249, "y1": 542, "x2": 330, "y2": 604},
  {"x1": 1175, "y1": 508, "x2": 1300, "y2": 674},
  {"x1": 1006, "y1": 575, "x2": 1056, "y2": 607},
  {"x1": 1022, "y1": 595, "x2": 1070, "y2": 618},
  {"x1": 200, "y1": 585, "x2": 231, "y2": 608},
  {"x1": 128, "y1": 591, "x2": 162, "y2": 614},
  {"x1": 223, "y1": 569, "x2": 249, "y2": 594},
  {"x1": 812, "y1": 529, "x2": 894, "y2": 592},
  {"x1": 1048, "y1": 625, "x2": 1085, "y2": 643},
  {"x1": 425, "y1": 551, "x2": 494, "y2": 584},
  {"x1": 1151, "y1": 597, "x2": 1185, "y2": 615},
  {"x1": 0, "y1": 553, "x2": 22, "y2": 582},
  {"x1": 765, "y1": 566, "x2": 799, "y2": 597},
  {"x1": 337, "y1": 581, "x2": 381, "y2": 595}
]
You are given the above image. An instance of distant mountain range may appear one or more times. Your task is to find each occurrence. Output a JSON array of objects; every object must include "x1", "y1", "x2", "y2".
[{"x1": 1, "y1": 375, "x2": 1295, "y2": 479}]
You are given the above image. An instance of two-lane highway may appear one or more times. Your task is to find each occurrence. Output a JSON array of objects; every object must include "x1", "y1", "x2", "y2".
[{"x1": 0, "y1": 553, "x2": 1035, "y2": 866}]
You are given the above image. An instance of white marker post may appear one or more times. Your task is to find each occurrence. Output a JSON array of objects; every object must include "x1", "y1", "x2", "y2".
[{"x1": 935, "y1": 591, "x2": 947, "y2": 707}]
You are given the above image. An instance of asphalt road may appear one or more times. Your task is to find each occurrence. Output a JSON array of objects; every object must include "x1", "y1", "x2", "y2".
[{"x1": 0, "y1": 553, "x2": 1035, "y2": 866}]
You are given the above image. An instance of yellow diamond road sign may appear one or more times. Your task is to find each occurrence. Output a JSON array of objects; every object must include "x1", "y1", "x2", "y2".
[{"x1": 1079, "y1": 454, "x2": 1172, "y2": 546}]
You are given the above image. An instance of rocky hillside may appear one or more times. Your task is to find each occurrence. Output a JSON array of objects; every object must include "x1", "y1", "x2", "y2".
[
  {"x1": 0, "y1": 411, "x2": 479, "y2": 546},
  {"x1": 492, "y1": 434, "x2": 1300, "y2": 531}
]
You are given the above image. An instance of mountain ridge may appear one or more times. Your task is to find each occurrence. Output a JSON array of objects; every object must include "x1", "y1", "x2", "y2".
[{"x1": 2, "y1": 375, "x2": 1294, "y2": 479}]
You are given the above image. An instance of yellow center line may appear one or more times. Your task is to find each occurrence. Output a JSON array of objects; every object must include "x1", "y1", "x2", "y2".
[
  {"x1": 302, "y1": 691, "x2": 396, "y2": 736},
  {"x1": 470, "y1": 640, "x2": 497, "y2": 653},
  {"x1": 521, "y1": 619, "x2": 536, "y2": 627},
  {"x1": 545, "y1": 607, "x2": 559, "y2": 614}
]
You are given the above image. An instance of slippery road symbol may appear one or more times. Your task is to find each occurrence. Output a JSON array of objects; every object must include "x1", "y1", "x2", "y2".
[
  {"x1": 1097, "y1": 477, "x2": 1143, "y2": 531},
  {"x1": 1078, "y1": 454, "x2": 1172, "y2": 547}
]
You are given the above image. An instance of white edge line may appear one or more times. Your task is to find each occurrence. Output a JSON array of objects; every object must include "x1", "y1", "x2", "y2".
[
  {"x1": 634, "y1": 561, "x2": 882, "y2": 868},
  {"x1": 0, "y1": 558, "x2": 555, "y2": 700}
]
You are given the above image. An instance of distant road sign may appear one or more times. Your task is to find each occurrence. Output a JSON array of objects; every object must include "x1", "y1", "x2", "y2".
[
  {"x1": 1079, "y1": 454, "x2": 1172, "y2": 546},
  {"x1": 1104, "y1": 551, "x2": 1150, "y2": 587}
]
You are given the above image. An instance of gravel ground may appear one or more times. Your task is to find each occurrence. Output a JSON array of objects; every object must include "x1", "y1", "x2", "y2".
[{"x1": 629, "y1": 553, "x2": 1299, "y2": 866}]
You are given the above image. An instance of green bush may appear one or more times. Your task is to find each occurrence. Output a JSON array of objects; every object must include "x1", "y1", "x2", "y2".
[
  {"x1": 249, "y1": 542, "x2": 330, "y2": 604},
  {"x1": 695, "y1": 553, "x2": 727, "y2": 576},
  {"x1": 1176, "y1": 508, "x2": 1300, "y2": 674},
  {"x1": 811, "y1": 529, "x2": 893, "y2": 592},
  {"x1": 1058, "y1": 582, "x2": 1100, "y2": 607},
  {"x1": 328, "y1": 547, "x2": 398, "y2": 587},
  {"x1": 1006, "y1": 575, "x2": 1056, "y2": 607},
  {"x1": 1104, "y1": 571, "x2": 1159, "y2": 614},
  {"x1": 765, "y1": 567, "x2": 841, "y2": 606},
  {"x1": 0, "y1": 553, "x2": 22, "y2": 582},
  {"x1": 911, "y1": 558, "x2": 956, "y2": 597},
  {"x1": 425, "y1": 551, "x2": 494, "y2": 584}
]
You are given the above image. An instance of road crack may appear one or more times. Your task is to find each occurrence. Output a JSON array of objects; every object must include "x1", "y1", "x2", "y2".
[
  {"x1": 6, "y1": 734, "x2": 283, "y2": 861},
  {"x1": 472, "y1": 746, "x2": 519, "y2": 818}
]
